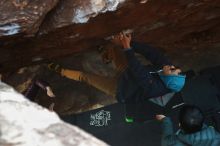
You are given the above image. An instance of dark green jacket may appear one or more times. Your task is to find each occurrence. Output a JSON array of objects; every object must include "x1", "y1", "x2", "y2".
[{"x1": 161, "y1": 117, "x2": 220, "y2": 146}]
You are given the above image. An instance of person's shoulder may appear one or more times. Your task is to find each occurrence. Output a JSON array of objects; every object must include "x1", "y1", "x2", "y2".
[
  {"x1": 214, "y1": 128, "x2": 220, "y2": 137},
  {"x1": 206, "y1": 126, "x2": 220, "y2": 134},
  {"x1": 162, "y1": 135, "x2": 183, "y2": 146}
]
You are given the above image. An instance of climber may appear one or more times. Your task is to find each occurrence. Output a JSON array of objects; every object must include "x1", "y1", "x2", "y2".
[
  {"x1": 156, "y1": 105, "x2": 220, "y2": 146},
  {"x1": 48, "y1": 33, "x2": 185, "y2": 104}
]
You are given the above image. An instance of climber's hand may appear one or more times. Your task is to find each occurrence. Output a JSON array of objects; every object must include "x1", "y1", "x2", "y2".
[{"x1": 120, "y1": 32, "x2": 131, "y2": 49}]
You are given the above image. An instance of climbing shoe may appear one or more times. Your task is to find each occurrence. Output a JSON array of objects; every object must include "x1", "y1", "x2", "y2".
[
  {"x1": 48, "y1": 63, "x2": 62, "y2": 74},
  {"x1": 125, "y1": 117, "x2": 134, "y2": 123}
]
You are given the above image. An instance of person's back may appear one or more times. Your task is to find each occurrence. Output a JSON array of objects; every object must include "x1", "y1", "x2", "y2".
[
  {"x1": 156, "y1": 105, "x2": 220, "y2": 146},
  {"x1": 174, "y1": 125, "x2": 220, "y2": 146}
]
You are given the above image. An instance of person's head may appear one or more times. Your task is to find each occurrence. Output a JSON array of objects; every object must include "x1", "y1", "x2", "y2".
[
  {"x1": 159, "y1": 65, "x2": 186, "y2": 92},
  {"x1": 162, "y1": 65, "x2": 181, "y2": 75},
  {"x1": 179, "y1": 105, "x2": 204, "y2": 134}
]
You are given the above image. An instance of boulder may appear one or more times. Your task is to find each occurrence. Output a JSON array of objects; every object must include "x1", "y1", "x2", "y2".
[{"x1": 0, "y1": 81, "x2": 108, "y2": 146}]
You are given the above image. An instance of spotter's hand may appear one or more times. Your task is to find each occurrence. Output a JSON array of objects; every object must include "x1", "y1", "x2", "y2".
[{"x1": 155, "y1": 115, "x2": 166, "y2": 121}]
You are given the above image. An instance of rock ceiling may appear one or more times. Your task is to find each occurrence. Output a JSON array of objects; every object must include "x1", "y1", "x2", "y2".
[{"x1": 0, "y1": 0, "x2": 220, "y2": 72}]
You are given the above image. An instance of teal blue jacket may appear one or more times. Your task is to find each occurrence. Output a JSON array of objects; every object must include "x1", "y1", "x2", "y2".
[{"x1": 161, "y1": 117, "x2": 220, "y2": 146}]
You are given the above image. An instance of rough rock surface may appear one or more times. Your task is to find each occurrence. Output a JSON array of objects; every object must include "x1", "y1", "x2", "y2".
[
  {"x1": 0, "y1": 82, "x2": 108, "y2": 146},
  {"x1": 0, "y1": 0, "x2": 220, "y2": 72},
  {"x1": 1, "y1": 1, "x2": 220, "y2": 144},
  {"x1": 1, "y1": 0, "x2": 220, "y2": 116},
  {"x1": 0, "y1": 0, "x2": 59, "y2": 36}
]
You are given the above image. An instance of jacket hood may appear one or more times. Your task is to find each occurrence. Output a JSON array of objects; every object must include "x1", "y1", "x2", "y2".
[{"x1": 177, "y1": 125, "x2": 220, "y2": 146}]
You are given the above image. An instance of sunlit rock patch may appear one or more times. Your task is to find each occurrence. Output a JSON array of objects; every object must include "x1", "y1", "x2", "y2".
[{"x1": 73, "y1": 0, "x2": 126, "y2": 23}]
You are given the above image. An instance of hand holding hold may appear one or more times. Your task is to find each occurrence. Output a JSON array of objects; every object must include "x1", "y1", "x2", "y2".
[
  {"x1": 120, "y1": 32, "x2": 131, "y2": 49},
  {"x1": 111, "y1": 32, "x2": 132, "y2": 50}
]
